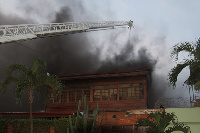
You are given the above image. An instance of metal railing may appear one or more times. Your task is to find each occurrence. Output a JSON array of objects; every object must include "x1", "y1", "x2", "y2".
[{"x1": 0, "y1": 21, "x2": 133, "y2": 44}]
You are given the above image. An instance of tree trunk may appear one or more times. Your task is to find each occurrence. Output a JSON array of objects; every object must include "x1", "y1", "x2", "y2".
[{"x1": 29, "y1": 88, "x2": 34, "y2": 133}]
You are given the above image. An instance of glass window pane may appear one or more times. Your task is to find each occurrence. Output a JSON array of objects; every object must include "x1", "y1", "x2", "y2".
[
  {"x1": 84, "y1": 90, "x2": 90, "y2": 101},
  {"x1": 94, "y1": 90, "x2": 100, "y2": 101},
  {"x1": 110, "y1": 89, "x2": 117, "y2": 100},
  {"x1": 128, "y1": 88, "x2": 135, "y2": 99},
  {"x1": 77, "y1": 90, "x2": 82, "y2": 102},
  {"x1": 136, "y1": 87, "x2": 144, "y2": 99},
  {"x1": 119, "y1": 88, "x2": 126, "y2": 100},
  {"x1": 69, "y1": 91, "x2": 75, "y2": 102},
  {"x1": 102, "y1": 89, "x2": 108, "y2": 101},
  {"x1": 61, "y1": 91, "x2": 67, "y2": 103}
]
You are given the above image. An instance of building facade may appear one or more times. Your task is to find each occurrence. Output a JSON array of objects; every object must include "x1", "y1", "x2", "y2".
[
  {"x1": 47, "y1": 69, "x2": 150, "y2": 113},
  {"x1": 46, "y1": 69, "x2": 151, "y2": 128}
]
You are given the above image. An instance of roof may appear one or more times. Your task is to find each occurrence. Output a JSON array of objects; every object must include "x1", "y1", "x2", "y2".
[{"x1": 59, "y1": 69, "x2": 150, "y2": 80}]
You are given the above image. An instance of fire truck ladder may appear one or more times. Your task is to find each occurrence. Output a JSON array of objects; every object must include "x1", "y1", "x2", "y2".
[{"x1": 0, "y1": 20, "x2": 133, "y2": 44}]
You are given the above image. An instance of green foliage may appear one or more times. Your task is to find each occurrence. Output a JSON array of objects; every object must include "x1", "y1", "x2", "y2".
[
  {"x1": 0, "y1": 119, "x2": 52, "y2": 133},
  {"x1": 135, "y1": 111, "x2": 190, "y2": 133},
  {"x1": 195, "y1": 80, "x2": 200, "y2": 90},
  {"x1": 68, "y1": 95, "x2": 103, "y2": 133},
  {"x1": 33, "y1": 119, "x2": 53, "y2": 133},
  {"x1": 0, "y1": 118, "x2": 94, "y2": 133},
  {"x1": 52, "y1": 118, "x2": 69, "y2": 133},
  {"x1": 11, "y1": 119, "x2": 30, "y2": 133},
  {"x1": 68, "y1": 116, "x2": 94, "y2": 133},
  {"x1": 0, "y1": 119, "x2": 8, "y2": 133},
  {"x1": 0, "y1": 57, "x2": 63, "y2": 104},
  {"x1": 0, "y1": 57, "x2": 63, "y2": 133},
  {"x1": 168, "y1": 38, "x2": 200, "y2": 90},
  {"x1": 165, "y1": 123, "x2": 190, "y2": 133}
]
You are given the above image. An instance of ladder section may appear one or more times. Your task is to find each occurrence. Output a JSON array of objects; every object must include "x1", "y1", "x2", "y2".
[{"x1": 0, "y1": 21, "x2": 133, "y2": 44}]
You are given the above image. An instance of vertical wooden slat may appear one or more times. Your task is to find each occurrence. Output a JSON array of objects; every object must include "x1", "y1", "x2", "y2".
[
  {"x1": 50, "y1": 126, "x2": 55, "y2": 133},
  {"x1": 100, "y1": 89, "x2": 102, "y2": 101},
  {"x1": 75, "y1": 90, "x2": 77, "y2": 102},
  {"x1": 117, "y1": 84, "x2": 119, "y2": 100},
  {"x1": 7, "y1": 124, "x2": 13, "y2": 133},
  {"x1": 90, "y1": 86, "x2": 93, "y2": 102},
  {"x1": 67, "y1": 89, "x2": 69, "y2": 103}
]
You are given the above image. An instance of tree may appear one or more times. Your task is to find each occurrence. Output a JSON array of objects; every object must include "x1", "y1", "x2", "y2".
[
  {"x1": 168, "y1": 38, "x2": 200, "y2": 90},
  {"x1": 0, "y1": 58, "x2": 63, "y2": 133},
  {"x1": 135, "y1": 111, "x2": 190, "y2": 133}
]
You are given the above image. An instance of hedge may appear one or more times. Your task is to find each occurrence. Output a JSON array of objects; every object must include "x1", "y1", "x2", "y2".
[{"x1": 0, "y1": 118, "x2": 94, "y2": 133}]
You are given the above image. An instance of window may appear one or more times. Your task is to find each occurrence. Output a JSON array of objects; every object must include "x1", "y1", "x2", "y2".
[
  {"x1": 136, "y1": 87, "x2": 144, "y2": 99},
  {"x1": 94, "y1": 89, "x2": 101, "y2": 101},
  {"x1": 61, "y1": 91, "x2": 67, "y2": 103},
  {"x1": 84, "y1": 90, "x2": 90, "y2": 101},
  {"x1": 69, "y1": 91, "x2": 75, "y2": 102},
  {"x1": 119, "y1": 83, "x2": 144, "y2": 100},
  {"x1": 67, "y1": 86, "x2": 90, "y2": 103},
  {"x1": 93, "y1": 85, "x2": 117, "y2": 101},
  {"x1": 128, "y1": 88, "x2": 135, "y2": 99},
  {"x1": 54, "y1": 82, "x2": 144, "y2": 103},
  {"x1": 110, "y1": 89, "x2": 117, "y2": 100},
  {"x1": 77, "y1": 90, "x2": 83, "y2": 102},
  {"x1": 102, "y1": 89, "x2": 109, "y2": 100},
  {"x1": 82, "y1": 86, "x2": 90, "y2": 102},
  {"x1": 119, "y1": 88, "x2": 126, "y2": 100}
]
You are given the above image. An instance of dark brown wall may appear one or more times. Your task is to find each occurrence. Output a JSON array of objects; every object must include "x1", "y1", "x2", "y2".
[{"x1": 47, "y1": 75, "x2": 148, "y2": 113}]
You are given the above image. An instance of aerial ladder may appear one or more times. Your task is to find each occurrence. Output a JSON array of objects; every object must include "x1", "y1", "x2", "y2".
[{"x1": 0, "y1": 20, "x2": 133, "y2": 44}]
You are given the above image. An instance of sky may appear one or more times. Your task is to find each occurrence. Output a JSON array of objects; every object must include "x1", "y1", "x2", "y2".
[{"x1": 0, "y1": 0, "x2": 199, "y2": 111}]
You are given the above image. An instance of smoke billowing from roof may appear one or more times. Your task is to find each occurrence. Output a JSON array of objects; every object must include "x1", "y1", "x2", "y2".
[{"x1": 0, "y1": 3, "x2": 168, "y2": 112}]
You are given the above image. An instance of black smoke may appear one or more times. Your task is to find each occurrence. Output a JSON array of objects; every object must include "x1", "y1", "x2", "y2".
[
  {"x1": 30, "y1": 6, "x2": 157, "y2": 75},
  {"x1": 0, "y1": 4, "x2": 165, "y2": 112},
  {"x1": 97, "y1": 42, "x2": 156, "y2": 73}
]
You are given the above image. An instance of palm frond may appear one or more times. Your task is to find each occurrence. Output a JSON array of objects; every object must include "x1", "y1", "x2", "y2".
[
  {"x1": 0, "y1": 57, "x2": 63, "y2": 105},
  {"x1": 168, "y1": 38, "x2": 200, "y2": 89},
  {"x1": 193, "y1": 39, "x2": 200, "y2": 61},
  {"x1": 168, "y1": 60, "x2": 193, "y2": 88},
  {"x1": 195, "y1": 80, "x2": 200, "y2": 90},
  {"x1": 171, "y1": 42, "x2": 194, "y2": 60},
  {"x1": 36, "y1": 85, "x2": 51, "y2": 103},
  {"x1": 0, "y1": 76, "x2": 19, "y2": 93},
  {"x1": 5, "y1": 64, "x2": 29, "y2": 77},
  {"x1": 34, "y1": 74, "x2": 63, "y2": 101},
  {"x1": 31, "y1": 57, "x2": 47, "y2": 74},
  {"x1": 186, "y1": 62, "x2": 200, "y2": 85},
  {"x1": 15, "y1": 81, "x2": 28, "y2": 104},
  {"x1": 42, "y1": 75, "x2": 63, "y2": 98}
]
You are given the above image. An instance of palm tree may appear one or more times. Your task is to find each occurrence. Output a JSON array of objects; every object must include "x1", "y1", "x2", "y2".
[
  {"x1": 135, "y1": 111, "x2": 190, "y2": 133},
  {"x1": 168, "y1": 38, "x2": 200, "y2": 90},
  {"x1": 0, "y1": 58, "x2": 63, "y2": 133}
]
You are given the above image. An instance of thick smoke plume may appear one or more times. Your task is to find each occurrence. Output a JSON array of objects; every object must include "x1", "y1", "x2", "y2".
[
  {"x1": 0, "y1": 5, "x2": 165, "y2": 112},
  {"x1": 30, "y1": 6, "x2": 157, "y2": 76}
]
